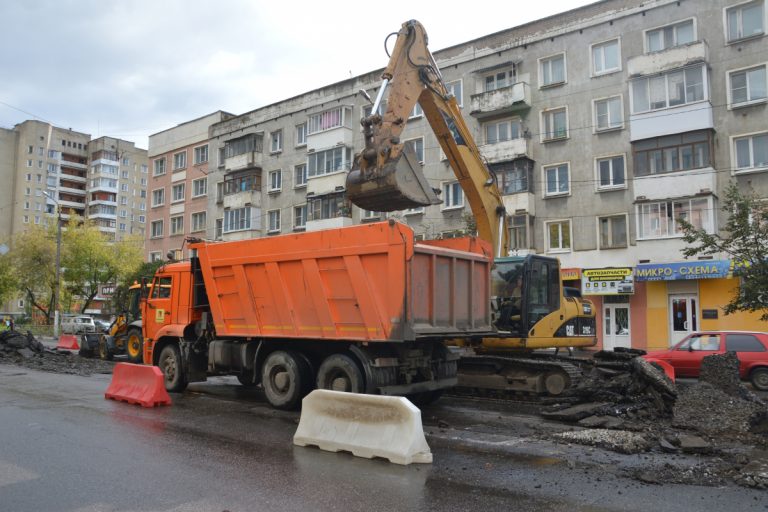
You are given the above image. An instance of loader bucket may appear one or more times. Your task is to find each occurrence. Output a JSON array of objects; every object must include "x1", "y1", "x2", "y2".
[{"x1": 346, "y1": 146, "x2": 441, "y2": 212}]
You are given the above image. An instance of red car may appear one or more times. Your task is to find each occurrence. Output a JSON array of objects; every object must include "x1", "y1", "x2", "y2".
[{"x1": 644, "y1": 331, "x2": 768, "y2": 390}]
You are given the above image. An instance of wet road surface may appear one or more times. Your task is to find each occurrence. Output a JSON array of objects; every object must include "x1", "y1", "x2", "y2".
[{"x1": 0, "y1": 363, "x2": 765, "y2": 512}]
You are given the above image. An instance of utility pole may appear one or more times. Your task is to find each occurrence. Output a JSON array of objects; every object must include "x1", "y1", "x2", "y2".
[{"x1": 44, "y1": 191, "x2": 62, "y2": 337}]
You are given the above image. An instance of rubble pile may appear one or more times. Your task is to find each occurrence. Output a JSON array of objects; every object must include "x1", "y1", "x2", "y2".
[{"x1": 0, "y1": 330, "x2": 115, "y2": 376}]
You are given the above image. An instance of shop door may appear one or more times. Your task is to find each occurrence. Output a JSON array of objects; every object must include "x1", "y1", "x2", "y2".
[
  {"x1": 669, "y1": 294, "x2": 697, "y2": 346},
  {"x1": 603, "y1": 304, "x2": 630, "y2": 350}
]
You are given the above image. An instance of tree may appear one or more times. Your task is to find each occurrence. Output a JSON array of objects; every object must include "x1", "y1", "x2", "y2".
[
  {"x1": 0, "y1": 251, "x2": 19, "y2": 307},
  {"x1": 680, "y1": 183, "x2": 768, "y2": 320},
  {"x1": 11, "y1": 224, "x2": 58, "y2": 320},
  {"x1": 61, "y1": 218, "x2": 144, "y2": 314}
]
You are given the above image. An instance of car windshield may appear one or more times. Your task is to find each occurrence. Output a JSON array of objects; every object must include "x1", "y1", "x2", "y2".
[{"x1": 676, "y1": 333, "x2": 720, "y2": 351}]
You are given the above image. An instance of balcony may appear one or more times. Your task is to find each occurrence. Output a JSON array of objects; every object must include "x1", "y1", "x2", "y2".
[
  {"x1": 59, "y1": 185, "x2": 86, "y2": 196},
  {"x1": 627, "y1": 41, "x2": 708, "y2": 78},
  {"x1": 89, "y1": 212, "x2": 117, "y2": 220},
  {"x1": 223, "y1": 190, "x2": 261, "y2": 210},
  {"x1": 501, "y1": 193, "x2": 536, "y2": 218},
  {"x1": 91, "y1": 183, "x2": 118, "y2": 193},
  {"x1": 89, "y1": 199, "x2": 117, "y2": 207},
  {"x1": 630, "y1": 101, "x2": 713, "y2": 141},
  {"x1": 61, "y1": 160, "x2": 88, "y2": 170},
  {"x1": 470, "y1": 82, "x2": 531, "y2": 119},
  {"x1": 634, "y1": 168, "x2": 717, "y2": 202},
  {"x1": 60, "y1": 170, "x2": 86, "y2": 182},
  {"x1": 225, "y1": 151, "x2": 263, "y2": 172},
  {"x1": 306, "y1": 216, "x2": 353, "y2": 232},
  {"x1": 306, "y1": 171, "x2": 347, "y2": 197},
  {"x1": 479, "y1": 138, "x2": 530, "y2": 164},
  {"x1": 59, "y1": 199, "x2": 86, "y2": 209}
]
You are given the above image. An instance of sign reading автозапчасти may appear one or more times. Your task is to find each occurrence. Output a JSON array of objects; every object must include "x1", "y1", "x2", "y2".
[{"x1": 634, "y1": 260, "x2": 731, "y2": 281}]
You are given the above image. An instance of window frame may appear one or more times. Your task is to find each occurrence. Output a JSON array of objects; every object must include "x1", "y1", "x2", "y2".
[
  {"x1": 727, "y1": 63, "x2": 768, "y2": 109},
  {"x1": 540, "y1": 106, "x2": 569, "y2": 142},
  {"x1": 270, "y1": 130, "x2": 283, "y2": 153},
  {"x1": 293, "y1": 204, "x2": 307, "y2": 231},
  {"x1": 542, "y1": 162, "x2": 571, "y2": 198},
  {"x1": 294, "y1": 163, "x2": 307, "y2": 188},
  {"x1": 592, "y1": 95, "x2": 624, "y2": 132},
  {"x1": 643, "y1": 18, "x2": 697, "y2": 53},
  {"x1": 483, "y1": 68, "x2": 517, "y2": 92},
  {"x1": 193, "y1": 144, "x2": 209, "y2": 164},
  {"x1": 635, "y1": 196, "x2": 715, "y2": 240},
  {"x1": 446, "y1": 79, "x2": 463, "y2": 107},
  {"x1": 151, "y1": 187, "x2": 165, "y2": 207},
  {"x1": 153, "y1": 158, "x2": 166, "y2": 177},
  {"x1": 597, "y1": 213, "x2": 629, "y2": 249},
  {"x1": 192, "y1": 177, "x2": 207, "y2": 198},
  {"x1": 191, "y1": 211, "x2": 206, "y2": 233},
  {"x1": 731, "y1": 130, "x2": 768, "y2": 174},
  {"x1": 590, "y1": 38, "x2": 622, "y2": 77},
  {"x1": 441, "y1": 181, "x2": 464, "y2": 211},
  {"x1": 223, "y1": 206, "x2": 252, "y2": 233},
  {"x1": 633, "y1": 130, "x2": 713, "y2": 176},
  {"x1": 538, "y1": 53, "x2": 567, "y2": 88},
  {"x1": 150, "y1": 219, "x2": 164, "y2": 239},
  {"x1": 724, "y1": 0, "x2": 766, "y2": 43},
  {"x1": 171, "y1": 183, "x2": 185, "y2": 203},
  {"x1": 484, "y1": 117, "x2": 523, "y2": 144},
  {"x1": 545, "y1": 219, "x2": 572, "y2": 253},
  {"x1": 295, "y1": 122, "x2": 307, "y2": 147},
  {"x1": 403, "y1": 137, "x2": 425, "y2": 164},
  {"x1": 267, "y1": 209, "x2": 281, "y2": 233},
  {"x1": 268, "y1": 169, "x2": 282, "y2": 193},
  {"x1": 170, "y1": 215, "x2": 184, "y2": 236},
  {"x1": 629, "y1": 64, "x2": 708, "y2": 114},
  {"x1": 173, "y1": 151, "x2": 187, "y2": 171},
  {"x1": 595, "y1": 154, "x2": 627, "y2": 191}
]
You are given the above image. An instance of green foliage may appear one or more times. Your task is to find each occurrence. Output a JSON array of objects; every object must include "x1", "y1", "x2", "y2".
[
  {"x1": 680, "y1": 183, "x2": 768, "y2": 320},
  {"x1": 112, "y1": 260, "x2": 165, "y2": 313},
  {"x1": 0, "y1": 252, "x2": 18, "y2": 306},
  {"x1": 10, "y1": 224, "x2": 58, "y2": 319}
]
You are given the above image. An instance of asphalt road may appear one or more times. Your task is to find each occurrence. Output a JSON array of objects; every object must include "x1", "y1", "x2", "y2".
[{"x1": 0, "y1": 363, "x2": 765, "y2": 512}]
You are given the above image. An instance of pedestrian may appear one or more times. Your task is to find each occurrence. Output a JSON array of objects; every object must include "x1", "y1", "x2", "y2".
[{"x1": 8, "y1": 317, "x2": 14, "y2": 331}]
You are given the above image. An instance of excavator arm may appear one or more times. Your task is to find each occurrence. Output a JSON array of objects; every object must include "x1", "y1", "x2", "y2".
[{"x1": 346, "y1": 20, "x2": 509, "y2": 257}]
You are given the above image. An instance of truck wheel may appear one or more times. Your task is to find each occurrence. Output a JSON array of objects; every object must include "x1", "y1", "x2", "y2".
[
  {"x1": 316, "y1": 353, "x2": 364, "y2": 393},
  {"x1": 159, "y1": 344, "x2": 188, "y2": 392},
  {"x1": 261, "y1": 351, "x2": 311, "y2": 410},
  {"x1": 98, "y1": 335, "x2": 113, "y2": 361},
  {"x1": 126, "y1": 328, "x2": 143, "y2": 364},
  {"x1": 750, "y1": 368, "x2": 768, "y2": 391}
]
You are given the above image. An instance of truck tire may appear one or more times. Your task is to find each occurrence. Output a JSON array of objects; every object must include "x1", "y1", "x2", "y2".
[
  {"x1": 237, "y1": 369, "x2": 257, "y2": 387},
  {"x1": 159, "y1": 344, "x2": 188, "y2": 393},
  {"x1": 750, "y1": 367, "x2": 768, "y2": 391},
  {"x1": 125, "y1": 328, "x2": 143, "y2": 364},
  {"x1": 316, "y1": 353, "x2": 364, "y2": 393},
  {"x1": 98, "y1": 335, "x2": 113, "y2": 361},
  {"x1": 261, "y1": 351, "x2": 311, "y2": 410}
]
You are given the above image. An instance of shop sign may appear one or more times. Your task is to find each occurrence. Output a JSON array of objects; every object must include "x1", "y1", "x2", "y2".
[
  {"x1": 634, "y1": 260, "x2": 731, "y2": 281},
  {"x1": 561, "y1": 268, "x2": 581, "y2": 281},
  {"x1": 581, "y1": 267, "x2": 634, "y2": 295}
]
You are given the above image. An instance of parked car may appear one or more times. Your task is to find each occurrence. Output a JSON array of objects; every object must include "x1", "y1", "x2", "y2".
[
  {"x1": 61, "y1": 315, "x2": 97, "y2": 335},
  {"x1": 93, "y1": 319, "x2": 112, "y2": 333},
  {"x1": 644, "y1": 331, "x2": 768, "y2": 390}
]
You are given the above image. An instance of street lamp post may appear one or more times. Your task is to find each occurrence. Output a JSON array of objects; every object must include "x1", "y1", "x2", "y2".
[{"x1": 44, "y1": 191, "x2": 62, "y2": 337}]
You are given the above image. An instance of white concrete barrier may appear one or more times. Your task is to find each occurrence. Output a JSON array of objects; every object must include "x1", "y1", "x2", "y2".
[{"x1": 293, "y1": 389, "x2": 433, "y2": 465}]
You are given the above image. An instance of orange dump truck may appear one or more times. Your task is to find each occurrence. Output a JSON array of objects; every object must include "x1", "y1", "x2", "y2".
[{"x1": 141, "y1": 221, "x2": 493, "y2": 409}]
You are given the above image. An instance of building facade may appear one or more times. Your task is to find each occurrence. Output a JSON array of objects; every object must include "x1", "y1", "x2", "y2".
[{"x1": 163, "y1": 0, "x2": 767, "y2": 349}]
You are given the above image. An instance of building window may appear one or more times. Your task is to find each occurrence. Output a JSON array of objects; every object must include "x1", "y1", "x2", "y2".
[
  {"x1": 593, "y1": 96, "x2": 623, "y2": 131},
  {"x1": 154, "y1": 158, "x2": 166, "y2": 176},
  {"x1": 215, "y1": 218, "x2": 223, "y2": 239},
  {"x1": 120, "y1": 183, "x2": 128, "y2": 192},
  {"x1": 191, "y1": 212, "x2": 206, "y2": 232},
  {"x1": 267, "y1": 209, "x2": 281, "y2": 233},
  {"x1": 726, "y1": 1, "x2": 764, "y2": 42},
  {"x1": 139, "y1": 215, "x2": 145, "y2": 223},
  {"x1": 119, "y1": 223, "x2": 126, "y2": 232},
  {"x1": 173, "y1": 151, "x2": 186, "y2": 170},
  {"x1": 484, "y1": 68, "x2": 517, "y2": 92},
  {"x1": 509, "y1": 214, "x2": 529, "y2": 250},
  {"x1": 151, "y1": 188, "x2": 165, "y2": 207},
  {"x1": 150, "y1": 220, "x2": 163, "y2": 238},
  {"x1": 308, "y1": 192, "x2": 347, "y2": 221},
  {"x1": 224, "y1": 134, "x2": 263, "y2": 158},
  {"x1": 404, "y1": 138, "x2": 424, "y2": 163},
  {"x1": 172, "y1": 183, "x2": 185, "y2": 203},
  {"x1": 545, "y1": 220, "x2": 571, "y2": 252},
  {"x1": 599, "y1": 215, "x2": 628, "y2": 249},
  {"x1": 121, "y1": 170, "x2": 129, "y2": 179},
  {"x1": 308, "y1": 107, "x2": 345, "y2": 134},
  {"x1": 733, "y1": 131, "x2": 768, "y2": 172},
  {"x1": 591, "y1": 39, "x2": 620, "y2": 75},
  {"x1": 446, "y1": 79, "x2": 463, "y2": 107},
  {"x1": 596, "y1": 155, "x2": 626, "y2": 189},
  {"x1": 294, "y1": 164, "x2": 307, "y2": 188},
  {"x1": 170, "y1": 216, "x2": 184, "y2": 235},
  {"x1": 361, "y1": 210, "x2": 383, "y2": 221},
  {"x1": 543, "y1": 163, "x2": 570, "y2": 197},
  {"x1": 404, "y1": 207, "x2": 425, "y2": 215},
  {"x1": 141, "y1": 164, "x2": 148, "y2": 174},
  {"x1": 541, "y1": 107, "x2": 568, "y2": 141},
  {"x1": 485, "y1": 118, "x2": 521, "y2": 144},
  {"x1": 645, "y1": 19, "x2": 695, "y2": 52},
  {"x1": 442, "y1": 181, "x2": 464, "y2": 210},
  {"x1": 149, "y1": 251, "x2": 162, "y2": 262},
  {"x1": 539, "y1": 53, "x2": 566, "y2": 87},
  {"x1": 307, "y1": 146, "x2": 351, "y2": 177},
  {"x1": 728, "y1": 64, "x2": 767, "y2": 107},
  {"x1": 223, "y1": 206, "x2": 251, "y2": 233},
  {"x1": 268, "y1": 169, "x2": 282, "y2": 192},
  {"x1": 296, "y1": 123, "x2": 307, "y2": 146},
  {"x1": 631, "y1": 65, "x2": 705, "y2": 113},
  {"x1": 270, "y1": 130, "x2": 282, "y2": 153},
  {"x1": 294, "y1": 205, "x2": 307, "y2": 230},
  {"x1": 409, "y1": 103, "x2": 423, "y2": 119},
  {"x1": 223, "y1": 171, "x2": 261, "y2": 195},
  {"x1": 633, "y1": 130, "x2": 712, "y2": 176},
  {"x1": 194, "y1": 144, "x2": 209, "y2": 164},
  {"x1": 490, "y1": 159, "x2": 533, "y2": 195},
  {"x1": 192, "y1": 177, "x2": 207, "y2": 197},
  {"x1": 363, "y1": 98, "x2": 387, "y2": 117},
  {"x1": 637, "y1": 197, "x2": 713, "y2": 239}
]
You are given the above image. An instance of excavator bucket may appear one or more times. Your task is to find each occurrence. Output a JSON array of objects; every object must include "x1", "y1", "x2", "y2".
[{"x1": 346, "y1": 146, "x2": 441, "y2": 212}]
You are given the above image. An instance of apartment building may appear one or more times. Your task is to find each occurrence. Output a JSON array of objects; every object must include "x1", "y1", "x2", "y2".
[
  {"x1": 146, "y1": 111, "x2": 234, "y2": 262},
  {"x1": 169, "y1": 0, "x2": 767, "y2": 350}
]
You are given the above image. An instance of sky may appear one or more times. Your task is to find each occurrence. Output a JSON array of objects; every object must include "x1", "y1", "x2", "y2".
[{"x1": 0, "y1": 0, "x2": 594, "y2": 150}]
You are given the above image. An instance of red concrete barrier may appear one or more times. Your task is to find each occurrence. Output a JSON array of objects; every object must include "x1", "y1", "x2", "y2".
[
  {"x1": 56, "y1": 334, "x2": 80, "y2": 350},
  {"x1": 105, "y1": 363, "x2": 172, "y2": 408},
  {"x1": 645, "y1": 358, "x2": 675, "y2": 382}
]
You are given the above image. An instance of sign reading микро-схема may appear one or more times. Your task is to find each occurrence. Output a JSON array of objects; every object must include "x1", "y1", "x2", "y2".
[{"x1": 634, "y1": 260, "x2": 731, "y2": 281}]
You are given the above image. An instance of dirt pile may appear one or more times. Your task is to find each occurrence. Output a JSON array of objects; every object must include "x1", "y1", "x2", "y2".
[{"x1": 0, "y1": 330, "x2": 115, "y2": 376}]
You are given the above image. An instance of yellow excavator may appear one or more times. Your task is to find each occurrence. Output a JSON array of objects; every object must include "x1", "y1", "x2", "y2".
[
  {"x1": 347, "y1": 20, "x2": 597, "y2": 395},
  {"x1": 98, "y1": 283, "x2": 143, "y2": 363}
]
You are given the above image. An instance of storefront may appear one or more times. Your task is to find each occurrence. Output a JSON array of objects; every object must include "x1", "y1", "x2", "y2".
[{"x1": 579, "y1": 267, "x2": 635, "y2": 351}]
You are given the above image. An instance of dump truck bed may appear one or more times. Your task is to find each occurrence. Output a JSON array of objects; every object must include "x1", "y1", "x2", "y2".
[{"x1": 190, "y1": 221, "x2": 492, "y2": 342}]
